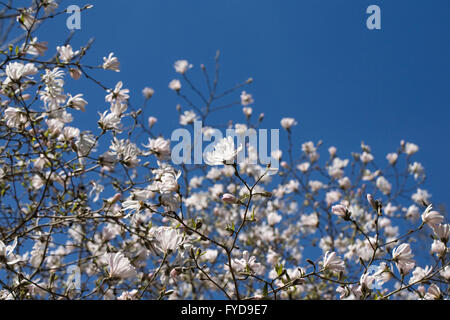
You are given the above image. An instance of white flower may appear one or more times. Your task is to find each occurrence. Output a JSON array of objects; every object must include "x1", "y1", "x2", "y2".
[
  {"x1": 409, "y1": 266, "x2": 432, "y2": 284},
  {"x1": 431, "y1": 224, "x2": 450, "y2": 243},
  {"x1": 411, "y1": 188, "x2": 431, "y2": 205},
  {"x1": 392, "y1": 243, "x2": 415, "y2": 275},
  {"x1": 169, "y1": 79, "x2": 181, "y2": 91},
  {"x1": 201, "y1": 249, "x2": 219, "y2": 263},
  {"x1": 360, "y1": 152, "x2": 374, "y2": 164},
  {"x1": 179, "y1": 110, "x2": 198, "y2": 125},
  {"x1": 332, "y1": 204, "x2": 350, "y2": 219},
  {"x1": 440, "y1": 266, "x2": 450, "y2": 280},
  {"x1": 424, "y1": 284, "x2": 442, "y2": 300},
  {"x1": 431, "y1": 240, "x2": 446, "y2": 257},
  {"x1": 148, "y1": 116, "x2": 157, "y2": 128},
  {"x1": 376, "y1": 176, "x2": 391, "y2": 195},
  {"x1": 143, "y1": 87, "x2": 154, "y2": 99},
  {"x1": 98, "y1": 110, "x2": 121, "y2": 132},
  {"x1": 31, "y1": 174, "x2": 44, "y2": 190},
  {"x1": 0, "y1": 238, "x2": 18, "y2": 264},
  {"x1": 4, "y1": 107, "x2": 27, "y2": 128},
  {"x1": 157, "y1": 168, "x2": 181, "y2": 194},
  {"x1": 143, "y1": 137, "x2": 171, "y2": 160},
  {"x1": 66, "y1": 94, "x2": 87, "y2": 112},
  {"x1": 16, "y1": 9, "x2": 35, "y2": 30},
  {"x1": 22, "y1": 37, "x2": 48, "y2": 56},
  {"x1": 56, "y1": 45, "x2": 79, "y2": 62},
  {"x1": 89, "y1": 181, "x2": 104, "y2": 202},
  {"x1": 205, "y1": 136, "x2": 243, "y2": 165},
  {"x1": 280, "y1": 117, "x2": 297, "y2": 130},
  {"x1": 103, "y1": 53, "x2": 120, "y2": 72},
  {"x1": 117, "y1": 289, "x2": 139, "y2": 300},
  {"x1": 105, "y1": 81, "x2": 129, "y2": 103},
  {"x1": 404, "y1": 142, "x2": 419, "y2": 155},
  {"x1": 240, "y1": 91, "x2": 254, "y2": 106},
  {"x1": 408, "y1": 162, "x2": 424, "y2": 180},
  {"x1": 174, "y1": 60, "x2": 192, "y2": 74},
  {"x1": 5, "y1": 62, "x2": 37, "y2": 81},
  {"x1": 103, "y1": 252, "x2": 136, "y2": 279},
  {"x1": 421, "y1": 204, "x2": 443, "y2": 226},
  {"x1": 150, "y1": 226, "x2": 183, "y2": 254},
  {"x1": 322, "y1": 251, "x2": 345, "y2": 272},
  {"x1": 233, "y1": 251, "x2": 263, "y2": 274},
  {"x1": 386, "y1": 153, "x2": 398, "y2": 165},
  {"x1": 267, "y1": 211, "x2": 282, "y2": 226}
]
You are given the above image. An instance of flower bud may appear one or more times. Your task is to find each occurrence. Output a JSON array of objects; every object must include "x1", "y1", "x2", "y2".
[
  {"x1": 222, "y1": 193, "x2": 237, "y2": 204},
  {"x1": 148, "y1": 116, "x2": 157, "y2": 128}
]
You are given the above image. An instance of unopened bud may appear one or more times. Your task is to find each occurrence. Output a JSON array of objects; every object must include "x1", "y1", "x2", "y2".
[{"x1": 222, "y1": 193, "x2": 237, "y2": 204}]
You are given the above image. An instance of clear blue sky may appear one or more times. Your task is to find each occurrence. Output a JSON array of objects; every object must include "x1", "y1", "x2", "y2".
[{"x1": 36, "y1": 0, "x2": 449, "y2": 210}]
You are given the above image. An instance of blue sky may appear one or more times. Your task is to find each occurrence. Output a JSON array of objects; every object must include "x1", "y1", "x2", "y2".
[{"x1": 34, "y1": 0, "x2": 449, "y2": 210}]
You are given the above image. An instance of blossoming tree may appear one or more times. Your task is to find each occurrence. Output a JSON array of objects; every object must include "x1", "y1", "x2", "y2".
[{"x1": 0, "y1": 1, "x2": 448, "y2": 300}]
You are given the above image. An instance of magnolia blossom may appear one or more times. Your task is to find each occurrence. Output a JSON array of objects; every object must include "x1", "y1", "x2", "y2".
[
  {"x1": 4, "y1": 107, "x2": 27, "y2": 128},
  {"x1": 233, "y1": 251, "x2": 263, "y2": 274},
  {"x1": 66, "y1": 94, "x2": 87, "y2": 112},
  {"x1": 169, "y1": 79, "x2": 182, "y2": 91},
  {"x1": 424, "y1": 284, "x2": 442, "y2": 300},
  {"x1": 57, "y1": 44, "x2": 79, "y2": 62},
  {"x1": 431, "y1": 224, "x2": 450, "y2": 243},
  {"x1": 103, "y1": 252, "x2": 136, "y2": 279},
  {"x1": 421, "y1": 204, "x2": 444, "y2": 226},
  {"x1": 322, "y1": 251, "x2": 345, "y2": 272},
  {"x1": 376, "y1": 176, "x2": 392, "y2": 195},
  {"x1": 205, "y1": 136, "x2": 243, "y2": 165},
  {"x1": 222, "y1": 193, "x2": 237, "y2": 204},
  {"x1": 179, "y1": 110, "x2": 198, "y2": 125},
  {"x1": 143, "y1": 137, "x2": 171, "y2": 160},
  {"x1": 280, "y1": 117, "x2": 297, "y2": 130},
  {"x1": 103, "y1": 52, "x2": 120, "y2": 72},
  {"x1": 386, "y1": 152, "x2": 398, "y2": 165},
  {"x1": 5, "y1": 62, "x2": 37, "y2": 81},
  {"x1": 105, "y1": 81, "x2": 130, "y2": 103},
  {"x1": 150, "y1": 226, "x2": 183, "y2": 254},
  {"x1": 0, "y1": 238, "x2": 18, "y2": 265},
  {"x1": 174, "y1": 60, "x2": 192, "y2": 74},
  {"x1": 404, "y1": 142, "x2": 419, "y2": 155},
  {"x1": 240, "y1": 91, "x2": 254, "y2": 106},
  {"x1": 392, "y1": 243, "x2": 415, "y2": 275},
  {"x1": 332, "y1": 204, "x2": 350, "y2": 220},
  {"x1": 143, "y1": 87, "x2": 154, "y2": 99}
]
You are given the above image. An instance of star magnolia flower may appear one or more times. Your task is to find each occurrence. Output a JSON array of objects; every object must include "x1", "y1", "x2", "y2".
[
  {"x1": 103, "y1": 52, "x2": 120, "y2": 72},
  {"x1": 280, "y1": 117, "x2": 297, "y2": 130},
  {"x1": 205, "y1": 136, "x2": 243, "y2": 165},
  {"x1": 233, "y1": 250, "x2": 263, "y2": 274},
  {"x1": 0, "y1": 238, "x2": 18, "y2": 264},
  {"x1": 424, "y1": 284, "x2": 442, "y2": 300},
  {"x1": 105, "y1": 81, "x2": 129, "y2": 103},
  {"x1": 5, "y1": 62, "x2": 38, "y2": 81},
  {"x1": 240, "y1": 91, "x2": 254, "y2": 106},
  {"x1": 174, "y1": 60, "x2": 192, "y2": 74},
  {"x1": 169, "y1": 79, "x2": 181, "y2": 91},
  {"x1": 404, "y1": 142, "x2": 419, "y2": 155},
  {"x1": 66, "y1": 94, "x2": 87, "y2": 112},
  {"x1": 56, "y1": 44, "x2": 79, "y2": 63},
  {"x1": 392, "y1": 243, "x2": 415, "y2": 275},
  {"x1": 332, "y1": 204, "x2": 351, "y2": 220},
  {"x1": 103, "y1": 252, "x2": 136, "y2": 279},
  {"x1": 143, "y1": 87, "x2": 154, "y2": 99},
  {"x1": 421, "y1": 204, "x2": 444, "y2": 226},
  {"x1": 150, "y1": 226, "x2": 183, "y2": 254},
  {"x1": 322, "y1": 251, "x2": 345, "y2": 272},
  {"x1": 431, "y1": 224, "x2": 450, "y2": 243}
]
